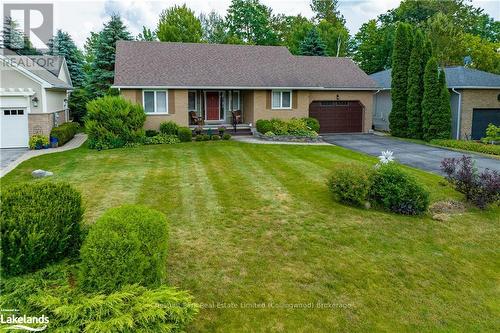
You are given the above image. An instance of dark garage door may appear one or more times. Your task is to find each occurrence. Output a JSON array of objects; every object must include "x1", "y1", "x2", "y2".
[
  {"x1": 471, "y1": 108, "x2": 500, "y2": 140},
  {"x1": 309, "y1": 101, "x2": 363, "y2": 133}
]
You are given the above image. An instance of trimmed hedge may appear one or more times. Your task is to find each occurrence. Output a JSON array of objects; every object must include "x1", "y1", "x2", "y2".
[
  {"x1": 79, "y1": 205, "x2": 169, "y2": 293},
  {"x1": 160, "y1": 121, "x2": 179, "y2": 135},
  {"x1": 50, "y1": 122, "x2": 79, "y2": 146},
  {"x1": 370, "y1": 164, "x2": 429, "y2": 215},
  {"x1": 85, "y1": 96, "x2": 146, "y2": 150},
  {"x1": 431, "y1": 139, "x2": 500, "y2": 156},
  {"x1": 255, "y1": 118, "x2": 318, "y2": 137},
  {"x1": 303, "y1": 117, "x2": 320, "y2": 132},
  {"x1": 0, "y1": 182, "x2": 84, "y2": 276},
  {"x1": 178, "y1": 127, "x2": 193, "y2": 142},
  {"x1": 328, "y1": 164, "x2": 373, "y2": 206}
]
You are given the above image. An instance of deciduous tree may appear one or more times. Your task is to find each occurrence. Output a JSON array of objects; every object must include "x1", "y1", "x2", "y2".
[{"x1": 156, "y1": 4, "x2": 202, "y2": 43}]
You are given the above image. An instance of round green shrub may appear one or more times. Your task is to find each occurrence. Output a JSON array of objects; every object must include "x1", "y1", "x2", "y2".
[
  {"x1": 201, "y1": 134, "x2": 211, "y2": 141},
  {"x1": 211, "y1": 135, "x2": 220, "y2": 141},
  {"x1": 256, "y1": 119, "x2": 272, "y2": 134},
  {"x1": 145, "y1": 129, "x2": 159, "y2": 137},
  {"x1": 0, "y1": 182, "x2": 83, "y2": 276},
  {"x1": 370, "y1": 164, "x2": 430, "y2": 215},
  {"x1": 195, "y1": 135, "x2": 204, "y2": 141},
  {"x1": 328, "y1": 164, "x2": 373, "y2": 206},
  {"x1": 159, "y1": 121, "x2": 179, "y2": 135},
  {"x1": 85, "y1": 96, "x2": 146, "y2": 150},
  {"x1": 222, "y1": 133, "x2": 232, "y2": 140},
  {"x1": 302, "y1": 117, "x2": 320, "y2": 133},
  {"x1": 79, "y1": 205, "x2": 168, "y2": 293},
  {"x1": 178, "y1": 127, "x2": 193, "y2": 142}
]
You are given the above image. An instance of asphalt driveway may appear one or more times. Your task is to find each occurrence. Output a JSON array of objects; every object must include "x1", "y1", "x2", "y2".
[
  {"x1": 322, "y1": 134, "x2": 499, "y2": 174},
  {"x1": 1, "y1": 148, "x2": 28, "y2": 170}
]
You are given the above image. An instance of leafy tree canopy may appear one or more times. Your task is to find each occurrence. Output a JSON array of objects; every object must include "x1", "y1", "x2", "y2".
[
  {"x1": 157, "y1": 4, "x2": 202, "y2": 42},
  {"x1": 226, "y1": 0, "x2": 278, "y2": 45}
]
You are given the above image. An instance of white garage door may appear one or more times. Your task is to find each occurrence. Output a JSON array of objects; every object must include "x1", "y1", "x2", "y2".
[{"x1": 1, "y1": 108, "x2": 29, "y2": 148}]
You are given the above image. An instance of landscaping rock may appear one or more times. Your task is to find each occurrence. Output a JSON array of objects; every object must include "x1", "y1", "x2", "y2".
[
  {"x1": 432, "y1": 213, "x2": 451, "y2": 222},
  {"x1": 430, "y1": 200, "x2": 466, "y2": 215},
  {"x1": 32, "y1": 169, "x2": 54, "y2": 178}
]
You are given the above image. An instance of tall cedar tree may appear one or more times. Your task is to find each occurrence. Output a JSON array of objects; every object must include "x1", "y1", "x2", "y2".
[
  {"x1": 406, "y1": 29, "x2": 425, "y2": 139},
  {"x1": 88, "y1": 15, "x2": 132, "y2": 98},
  {"x1": 299, "y1": 27, "x2": 327, "y2": 56},
  {"x1": 48, "y1": 30, "x2": 85, "y2": 87},
  {"x1": 421, "y1": 57, "x2": 441, "y2": 141},
  {"x1": 389, "y1": 23, "x2": 412, "y2": 137},
  {"x1": 435, "y1": 69, "x2": 452, "y2": 139}
]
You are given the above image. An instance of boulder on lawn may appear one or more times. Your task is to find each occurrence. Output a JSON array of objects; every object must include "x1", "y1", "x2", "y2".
[{"x1": 32, "y1": 169, "x2": 54, "y2": 178}]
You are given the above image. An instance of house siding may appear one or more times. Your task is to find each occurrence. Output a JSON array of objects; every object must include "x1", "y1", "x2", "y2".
[
  {"x1": 121, "y1": 89, "x2": 189, "y2": 129},
  {"x1": 458, "y1": 89, "x2": 500, "y2": 139},
  {"x1": 121, "y1": 88, "x2": 375, "y2": 132}
]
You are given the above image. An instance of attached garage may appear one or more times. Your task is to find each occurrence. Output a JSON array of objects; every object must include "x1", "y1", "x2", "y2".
[
  {"x1": 0, "y1": 95, "x2": 31, "y2": 148},
  {"x1": 471, "y1": 108, "x2": 500, "y2": 140},
  {"x1": 309, "y1": 101, "x2": 363, "y2": 133}
]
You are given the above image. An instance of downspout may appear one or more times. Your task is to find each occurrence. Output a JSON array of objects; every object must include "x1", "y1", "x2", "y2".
[
  {"x1": 451, "y1": 88, "x2": 461, "y2": 140},
  {"x1": 372, "y1": 89, "x2": 381, "y2": 132}
]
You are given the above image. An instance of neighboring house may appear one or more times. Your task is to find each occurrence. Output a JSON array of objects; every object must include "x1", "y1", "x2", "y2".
[
  {"x1": 371, "y1": 67, "x2": 500, "y2": 140},
  {"x1": 113, "y1": 41, "x2": 378, "y2": 134},
  {"x1": 0, "y1": 52, "x2": 73, "y2": 148}
]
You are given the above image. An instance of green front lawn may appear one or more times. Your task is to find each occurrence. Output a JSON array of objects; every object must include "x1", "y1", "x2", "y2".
[{"x1": 2, "y1": 141, "x2": 499, "y2": 332}]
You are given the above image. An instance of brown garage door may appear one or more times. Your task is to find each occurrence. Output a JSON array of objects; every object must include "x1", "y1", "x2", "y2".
[{"x1": 309, "y1": 101, "x2": 363, "y2": 133}]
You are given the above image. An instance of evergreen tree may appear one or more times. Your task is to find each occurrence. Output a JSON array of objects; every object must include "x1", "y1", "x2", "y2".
[
  {"x1": 48, "y1": 30, "x2": 85, "y2": 87},
  {"x1": 1, "y1": 17, "x2": 41, "y2": 55},
  {"x1": 88, "y1": 15, "x2": 132, "y2": 98},
  {"x1": 389, "y1": 23, "x2": 412, "y2": 137},
  {"x1": 406, "y1": 29, "x2": 425, "y2": 139},
  {"x1": 421, "y1": 57, "x2": 440, "y2": 141},
  {"x1": 435, "y1": 69, "x2": 452, "y2": 139},
  {"x1": 298, "y1": 27, "x2": 326, "y2": 56}
]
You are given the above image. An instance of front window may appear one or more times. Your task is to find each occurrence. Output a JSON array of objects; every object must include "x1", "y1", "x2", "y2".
[
  {"x1": 143, "y1": 90, "x2": 168, "y2": 113},
  {"x1": 232, "y1": 90, "x2": 240, "y2": 110},
  {"x1": 271, "y1": 90, "x2": 292, "y2": 109},
  {"x1": 188, "y1": 91, "x2": 197, "y2": 111}
]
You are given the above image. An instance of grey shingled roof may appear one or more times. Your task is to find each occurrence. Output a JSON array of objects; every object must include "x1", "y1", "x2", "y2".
[
  {"x1": 1, "y1": 50, "x2": 72, "y2": 89},
  {"x1": 370, "y1": 67, "x2": 500, "y2": 89},
  {"x1": 113, "y1": 41, "x2": 378, "y2": 89}
]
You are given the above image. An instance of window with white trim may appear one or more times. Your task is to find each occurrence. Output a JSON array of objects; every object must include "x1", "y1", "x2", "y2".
[
  {"x1": 232, "y1": 90, "x2": 240, "y2": 110},
  {"x1": 271, "y1": 90, "x2": 292, "y2": 109},
  {"x1": 188, "y1": 90, "x2": 197, "y2": 111},
  {"x1": 143, "y1": 90, "x2": 168, "y2": 113}
]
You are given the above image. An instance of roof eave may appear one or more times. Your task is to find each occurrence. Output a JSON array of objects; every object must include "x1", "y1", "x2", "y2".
[{"x1": 112, "y1": 85, "x2": 379, "y2": 91}]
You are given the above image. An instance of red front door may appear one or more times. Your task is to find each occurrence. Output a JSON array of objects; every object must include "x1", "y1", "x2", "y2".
[{"x1": 206, "y1": 92, "x2": 220, "y2": 120}]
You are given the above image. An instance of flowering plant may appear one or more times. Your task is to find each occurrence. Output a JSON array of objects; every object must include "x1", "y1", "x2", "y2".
[{"x1": 378, "y1": 150, "x2": 394, "y2": 165}]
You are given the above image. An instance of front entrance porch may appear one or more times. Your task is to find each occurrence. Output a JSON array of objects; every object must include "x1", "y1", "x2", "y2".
[{"x1": 188, "y1": 89, "x2": 244, "y2": 126}]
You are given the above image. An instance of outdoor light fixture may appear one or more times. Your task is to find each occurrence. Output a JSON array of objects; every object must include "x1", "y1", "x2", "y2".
[
  {"x1": 32, "y1": 96, "x2": 39, "y2": 107},
  {"x1": 336, "y1": 94, "x2": 340, "y2": 100},
  {"x1": 64, "y1": 98, "x2": 68, "y2": 108}
]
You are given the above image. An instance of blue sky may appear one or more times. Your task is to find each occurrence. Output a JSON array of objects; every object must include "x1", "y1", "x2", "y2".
[{"x1": 2, "y1": 0, "x2": 499, "y2": 48}]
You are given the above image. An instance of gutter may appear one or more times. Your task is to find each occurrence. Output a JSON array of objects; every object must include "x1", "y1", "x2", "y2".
[{"x1": 451, "y1": 88, "x2": 462, "y2": 140}]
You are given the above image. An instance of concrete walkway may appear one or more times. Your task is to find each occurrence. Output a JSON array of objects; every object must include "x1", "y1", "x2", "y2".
[
  {"x1": 0, "y1": 133, "x2": 87, "y2": 178},
  {"x1": 232, "y1": 135, "x2": 330, "y2": 145},
  {"x1": 322, "y1": 133, "x2": 499, "y2": 174}
]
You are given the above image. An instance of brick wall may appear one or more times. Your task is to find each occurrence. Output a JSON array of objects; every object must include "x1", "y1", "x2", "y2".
[
  {"x1": 459, "y1": 89, "x2": 500, "y2": 139},
  {"x1": 28, "y1": 110, "x2": 67, "y2": 137}
]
